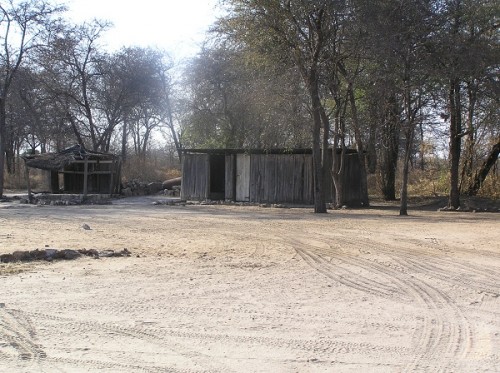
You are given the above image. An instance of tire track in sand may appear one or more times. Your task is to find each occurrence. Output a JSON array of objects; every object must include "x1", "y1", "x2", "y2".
[
  {"x1": 0, "y1": 306, "x2": 46, "y2": 363},
  {"x1": 289, "y1": 236, "x2": 474, "y2": 372},
  {"x1": 20, "y1": 309, "x2": 410, "y2": 361},
  {"x1": 0, "y1": 307, "x2": 220, "y2": 373},
  {"x1": 325, "y1": 235, "x2": 475, "y2": 372}
]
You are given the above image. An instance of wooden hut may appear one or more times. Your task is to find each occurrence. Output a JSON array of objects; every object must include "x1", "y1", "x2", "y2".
[
  {"x1": 181, "y1": 148, "x2": 364, "y2": 206},
  {"x1": 23, "y1": 145, "x2": 121, "y2": 199}
]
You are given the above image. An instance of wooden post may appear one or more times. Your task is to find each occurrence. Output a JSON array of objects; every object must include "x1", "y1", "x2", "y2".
[
  {"x1": 83, "y1": 157, "x2": 89, "y2": 198},
  {"x1": 109, "y1": 159, "x2": 115, "y2": 195},
  {"x1": 116, "y1": 158, "x2": 122, "y2": 194},
  {"x1": 24, "y1": 159, "x2": 32, "y2": 203}
]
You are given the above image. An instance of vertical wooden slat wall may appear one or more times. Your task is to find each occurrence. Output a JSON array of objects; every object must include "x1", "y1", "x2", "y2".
[
  {"x1": 182, "y1": 150, "x2": 361, "y2": 205},
  {"x1": 248, "y1": 153, "x2": 315, "y2": 204},
  {"x1": 181, "y1": 153, "x2": 210, "y2": 200},
  {"x1": 225, "y1": 154, "x2": 235, "y2": 201}
]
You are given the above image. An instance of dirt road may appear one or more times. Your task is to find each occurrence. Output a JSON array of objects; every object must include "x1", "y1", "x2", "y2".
[{"x1": 1, "y1": 196, "x2": 499, "y2": 372}]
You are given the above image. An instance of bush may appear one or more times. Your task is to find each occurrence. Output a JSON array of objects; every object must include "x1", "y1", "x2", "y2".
[{"x1": 121, "y1": 153, "x2": 181, "y2": 183}]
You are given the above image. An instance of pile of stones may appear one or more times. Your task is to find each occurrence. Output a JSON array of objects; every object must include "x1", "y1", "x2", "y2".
[{"x1": 0, "y1": 248, "x2": 131, "y2": 263}]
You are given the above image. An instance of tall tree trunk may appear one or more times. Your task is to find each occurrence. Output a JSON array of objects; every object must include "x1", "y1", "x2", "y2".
[
  {"x1": 399, "y1": 87, "x2": 417, "y2": 216},
  {"x1": 460, "y1": 80, "x2": 477, "y2": 192},
  {"x1": 448, "y1": 79, "x2": 462, "y2": 209},
  {"x1": 121, "y1": 120, "x2": 128, "y2": 164},
  {"x1": 330, "y1": 93, "x2": 348, "y2": 208},
  {"x1": 380, "y1": 94, "x2": 400, "y2": 200},
  {"x1": 320, "y1": 103, "x2": 331, "y2": 205},
  {"x1": 330, "y1": 108, "x2": 344, "y2": 208},
  {"x1": 348, "y1": 85, "x2": 370, "y2": 206},
  {"x1": 309, "y1": 73, "x2": 327, "y2": 213},
  {"x1": 0, "y1": 99, "x2": 6, "y2": 197},
  {"x1": 399, "y1": 133, "x2": 413, "y2": 216},
  {"x1": 419, "y1": 121, "x2": 425, "y2": 171},
  {"x1": 367, "y1": 119, "x2": 377, "y2": 174}
]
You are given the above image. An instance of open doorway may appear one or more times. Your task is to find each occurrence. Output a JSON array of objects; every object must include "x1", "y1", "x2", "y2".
[{"x1": 209, "y1": 154, "x2": 225, "y2": 200}]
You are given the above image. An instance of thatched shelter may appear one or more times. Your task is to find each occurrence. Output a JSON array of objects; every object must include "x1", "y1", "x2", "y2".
[{"x1": 23, "y1": 145, "x2": 121, "y2": 199}]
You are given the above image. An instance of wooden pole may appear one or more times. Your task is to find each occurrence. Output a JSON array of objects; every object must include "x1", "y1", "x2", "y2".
[
  {"x1": 24, "y1": 159, "x2": 32, "y2": 203},
  {"x1": 83, "y1": 157, "x2": 88, "y2": 198},
  {"x1": 109, "y1": 159, "x2": 115, "y2": 195}
]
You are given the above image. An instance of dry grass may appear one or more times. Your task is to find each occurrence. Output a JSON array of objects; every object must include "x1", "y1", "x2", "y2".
[{"x1": 0, "y1": 263, "x2": 34, "y2": 276}]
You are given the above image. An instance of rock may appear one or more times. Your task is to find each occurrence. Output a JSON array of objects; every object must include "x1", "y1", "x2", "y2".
[
  {"x1": 30, "y1": 250, "x2": 47, "y2": 261},
  {"x1": 63, "y1": 250, "x2": 81, "y2": 260},
  {"x1": 45, "y1": 249, "x2": 58, "y2": 260},
  {"x1": 12, "y1": 251, "x2": 30, "y2": 261},
  {"x1": 98, "y1": 248, "x2": 131, "y2": 257},
  {"x1": 99, "y1": 250, "x2": 116, "y2": 257},
  {"x1": 82, "y1": 223, "x2": 91, "y2": 230},
  {"x1": 147, "y1": 182, "x2": 164, "y2": 194},
  {"x1": 0, "y1": 254, "x2": 14, "y2": 263},
  {"x1": 122, "y1": 187, "x2": 133, "y2": 196}
]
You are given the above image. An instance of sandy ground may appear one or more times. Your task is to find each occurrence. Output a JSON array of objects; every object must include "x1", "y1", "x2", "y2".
[{"x1": 0, "y1": 195, "x2": 499, "y2": 373}]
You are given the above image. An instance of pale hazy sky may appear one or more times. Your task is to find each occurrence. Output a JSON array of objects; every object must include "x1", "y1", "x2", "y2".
[{"x1": 65, "y1": 0, "x2": 220, "y2": 61}]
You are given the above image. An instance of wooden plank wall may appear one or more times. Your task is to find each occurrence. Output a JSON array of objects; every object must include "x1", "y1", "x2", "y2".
[
  {"x1": 341, "y1": 153, "x2": 362, "y2": 206},
  {"x1": 182, "y1": 151, "x2": 361, "y2": 205},
  {"x1": 224, "y1": 154, "x2": 235, "y2": 201},
  {"x1": 181, "y1": 154, "x2": 209, "y2": 200},
  {"x1": 250, "y1": 154, "x2": 314, "y2": 204},
  {"x1": 329, "y1": 152, "x2": 363, "y2": 206}
]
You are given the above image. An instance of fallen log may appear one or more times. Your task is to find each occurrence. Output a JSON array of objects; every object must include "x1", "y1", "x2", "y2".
[{"x1": 162, "y1": 177, "x2": 181, "y2": 190}]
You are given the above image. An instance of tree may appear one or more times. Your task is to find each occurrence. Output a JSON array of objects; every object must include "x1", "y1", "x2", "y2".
[
  {"x1": 183, "y1": 45, "x2": 251, "y2": 148},
  {"x1": 221, "y1": 0, "x2": 347, "y2": 213},
  {"x1": 431, "y1": 0, "x2": 499, "y2": 208},
  {"x1": 182, "y1": 41, "x2": 311, "y2": 149},
  {"x1": 110, "y1": 47, "x2": 175, "y2": 162},
  {"x1": 356, "y1": 0, "x2": 434, "y2": 215},
  {"x1": 0, "y1": 0, "x2": 64, "y2": 196},
  {"x1": 466, "y1": 139, "x2": 500, "y2": 196},
  {"x1": 40, "y1": 20, "x2": 112, "y2": 152}
]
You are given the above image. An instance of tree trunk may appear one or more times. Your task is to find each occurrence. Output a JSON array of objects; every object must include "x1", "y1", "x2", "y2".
[
  {"x1": 121, "y1": 120, "x2": 128, "y2": 164},
  {"x1": 68, "y1": 113, "x2": 85, "y2": 147},
  {"x1": 348, "y1": 85, "x2": 370, "y2": 206},
  {"x1": 419, "y1": 121, "x2": 425, "y2": 171},
  {"x1": 309, "y1": 74, "x2": 327, "y2": 213},
  {"x1": 460, "y1": 80, "x2": 477, "y2": 192},
  {"x1": 0, "y1": 98, "x2": 6, "y2": 197},
  {"x1": 367, "y1": 119, "x2": 377, "y2": 174},
  {"x1": 320, "y1": 102, "x2": 331, "y2": 206},
  {"x1": 466, "y1": 140, "x2": 500, "y2": 196},
  {"x1": 380, "y1": 148, "x2": 399, "y2": 201},
  {"x1": 165, "y1": 97, "x2": 182, "y2": 163},
  {"x1": 380, "y1": 95, "x2": 400, "y2": 201},
  {"x1": 330, "y1": 114, "x2": 343, "y2": 208},
  {"x1": 448, "y1": 79, "x2": 462, "y2": 209},
  {"x1": 399, "y1": 107, "x2": 416, "y2": 215},
  {"x1": 330, "y1": 94, "x2": 348, "y2": 208},
  {"x1": 399, "y1": 141, "x2": 411, "y2": 216}
]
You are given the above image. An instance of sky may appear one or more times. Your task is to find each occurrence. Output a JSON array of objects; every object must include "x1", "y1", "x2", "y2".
[{"x1": 64, "y1": 0, "x2": 221, "y2": 62}]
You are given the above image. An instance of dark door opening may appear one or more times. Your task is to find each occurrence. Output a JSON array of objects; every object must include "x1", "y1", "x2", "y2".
[{"x1": 209, "y1": 154, "x2": 225, "y2": 200}]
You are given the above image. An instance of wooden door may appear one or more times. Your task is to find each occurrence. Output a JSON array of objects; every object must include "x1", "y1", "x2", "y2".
[{"x1": 235, "y1": 154, "x2": 250, "y2": 201}]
